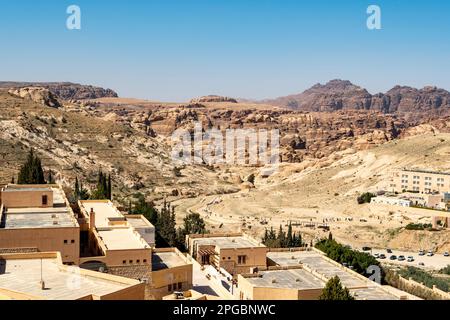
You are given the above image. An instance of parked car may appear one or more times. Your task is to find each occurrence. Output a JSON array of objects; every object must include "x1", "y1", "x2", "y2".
[
  {"x1": 418, "y1": 250, "x2": 425, "y2": 256},
  {"x1": 418, "y1": 262, "x2": 425, "y2": 266},
  {"x1": 373, "y1": 253, "x2": 380, "y2": 258},
  {"x1": 398, "y1": 255, "x2": 406, "y2": 261},
  {"x1": 407, "y1": 256, "x2": 414, "y2": 262},
  {"x1": 387, "y1": 249, "x2": 393, "y2": 253},
  {"x1": 390, "y1": 255, "x2": 397, "y2": 260},
  {"x1": 444, "y1": 252, "x2": 449, "y2": 257},
  {"x1": 379, "y1": 254, "x2": 386, "y2": 259},
  {"x1": 362, "y1": 246, "x2": 372, "y2": 251},
  {"x1": 427, "y1": 250, "x2": 434, "y2": 257}
]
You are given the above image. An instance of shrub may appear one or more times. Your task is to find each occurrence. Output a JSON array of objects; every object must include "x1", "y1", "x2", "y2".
[{"x1": 357, "y1": 192, "x2": 375, "y2": 204}]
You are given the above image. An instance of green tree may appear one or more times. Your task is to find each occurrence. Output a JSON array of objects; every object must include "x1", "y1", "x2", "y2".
[
  {"x1": 17, "y1": 149, "x2": 46, "y2": 184},
  {"x1": 131, "y1": 193, "x2": 158, "y2": 225},
  {"x1": 47, "y1": 170, "x2": 55, "y2": 184},
  {"x1": 182, "y1": 213, "x2": 207, "y2": 235},
  {"x1": 90, "y1": 170, "x2": 112, "y2": 200},
  {"x1": 319, "y1": 276, "x2": 354, "y2": 300}
]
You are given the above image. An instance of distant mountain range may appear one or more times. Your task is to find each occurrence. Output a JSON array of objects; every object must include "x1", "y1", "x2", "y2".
[
  {"x1": 0, "y1": 82, "x2": 118, "y2": 100},
  {"x1": 258, "y1": 79, "x2": 450, "y2": 114}
]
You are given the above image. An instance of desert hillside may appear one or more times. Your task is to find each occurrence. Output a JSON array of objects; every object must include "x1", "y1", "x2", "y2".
[{"x1": 173, "y1": 133, "x2": 450, "y2": 252}]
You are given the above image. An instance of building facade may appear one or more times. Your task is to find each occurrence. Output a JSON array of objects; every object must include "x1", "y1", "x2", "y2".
[
  {"x1": 391, "y1": 169, "x2": 450, "y2": 194},
  {"x1": 187, "y1": 233, "x2": 268, "y2": 276},
  {"x1": 0, "y1": 184, "x2": 80, "y2": 264}
]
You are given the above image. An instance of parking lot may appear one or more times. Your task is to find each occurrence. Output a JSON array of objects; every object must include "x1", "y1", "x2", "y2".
[{"x1": 369, "y1": 248, "x2": 450, "y2": 270}]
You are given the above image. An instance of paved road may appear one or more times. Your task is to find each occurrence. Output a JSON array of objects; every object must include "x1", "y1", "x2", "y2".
[{"x1": 369, "y1": 248, "x2": 450, "y2": 270}]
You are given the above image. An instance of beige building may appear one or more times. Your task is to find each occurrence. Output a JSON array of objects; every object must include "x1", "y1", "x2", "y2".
[
  {"x1": 187, "y1": 233, "x2": 268, "y2": 276},
  {"x1": 0, "y1": 252, "x2": 145, "y2": 300},
  {"x1": 391, "y1": 169, "x2": 450, "y2": 194},
  {"x1": 78, "y1": 200, "x2": 152, "y2": 279},
  {"x1": 0, "y1": 185, "x2": 80, "y2": 264},
  {"x1": 150, "y1": 248, "x2": 193, "y2": 299},
  {"x1": 237, "y1": 249, "x2": 419, "y2": 301}
]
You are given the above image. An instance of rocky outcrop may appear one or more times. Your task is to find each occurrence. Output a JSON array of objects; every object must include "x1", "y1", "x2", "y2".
[
  {"x1": 261, "y1": 79, "x2": 450, "y2": 115},
  {"x1": 0, "y1": 82, "x2": 118, "y2": 100},
  {"x1": 190, "y1": 95, "x2": 238, "y2": 103},
  {"x1": 8, "y1": 87, "x2": 61, "y2": 108},
  {"x1": 84, "y1": 99, "x2": 408, "y2": 163}
]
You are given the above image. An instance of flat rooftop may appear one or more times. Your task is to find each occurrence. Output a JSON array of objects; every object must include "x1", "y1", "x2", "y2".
[
  {"x1": 152, "y1": 251, "x2": 188, "y2": 271},
  {"x1": 245, "y1": 268, "x2": 325, "y2": 290},
  {"x1": 192, "y1": 236, "x2": 264, "y2": 249},
  {"x1": 350, "y1": 287, "x2": 401, "y2": 300},
  {"x1": 402, "y1": 169, "x2": 450, "y2": 176},
  {"x1": 79, "y1": 201, "x2": 123, "y2": 228},
  {"x1": 267, "y1": 251, "x2": 368, "y2": 288},
  {"x1": 0, "y1": 257, "x2": 138, "y2": 300},
  {"x1": 1, "y1": 187, "x2": 53, "y2": 193},
  {"x1": 126, "y1": 216, "x2": 154, "y2": 229},
  {"x1": 97, "y1": 228, "x2": 148, "y2": 250},
  {"x1": 3, "y1": 207, "x2": 78, "y2": 229}
]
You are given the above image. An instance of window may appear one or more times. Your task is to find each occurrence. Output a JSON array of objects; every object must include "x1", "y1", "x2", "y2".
[
  {"x1": 143, "y1": 259, "x2": 147, "y2": 263},
  {"x1": 168, "y1": 284, "x2": 172, "y2": 292},
  {"x1": 64, "y1": 240, "x2": 68, "y2": 244},
  {"x1": 178, "y1": 282, "x2": 182, "y2": 290},
  {"x1": 238, "y1": 255, "x2": 247, "y2": 265},
  {"x1": 129, "y1": 260, "x2": 133, "y2": 264},
  {"x1": 123, "y1": 260, "x2": 126, "y2": 264},
  {"x1": 71, "y1": 240, "x2": 75, "y2": 244},
  {"x1": 137, "y1": 259, "x2": 140, "y2": 264},
  {"x1": 42, "y1": 195, "x2": 48, "y2": 206}
]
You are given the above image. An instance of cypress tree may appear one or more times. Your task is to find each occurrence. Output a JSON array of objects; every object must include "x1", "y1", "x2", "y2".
[
  {"x1": 287, "y1": 222, "x2": 293, "y2": 247},
  {"x1": 18, "y1": 149, "x2": 46, "y2": 184}
]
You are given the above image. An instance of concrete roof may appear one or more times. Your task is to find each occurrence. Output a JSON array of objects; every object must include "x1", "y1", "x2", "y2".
[
  {"x1": 126, "y1": 216, "x2": 154, "y2": 229},
  {"x1": 245, "y1": 268, "x2": 325, "y2": 290},
  {"x1": 267, "y1": 251, "x2": 368, "y2": 288},
  {"x1": 0, "y1": 257, "x2": 138, "y2": 300},
  {"x1": 97, "y1": 228, "x2": 148, "y2": 250},
  {"x1": 4, "y1": 207, "x2": 78, "y2": 229},
  {"x1": 2, "y1": 187, "x2": 52, "y2": 192},
  {"x1": 152, "y1": 251, "x2": 188, "y2": 271},
  {"x1": 79, "y1": 201, "x2": 123, "y2": 228},
  {"x1": 2, "y1": 187, "x2": 77, "y2": 229},
  {"x1": 192, "y1": 236, "x2": 264, "y2": 249},
  {"x1": 350, "y1": 287, "x2": 401, "y2": 300}
]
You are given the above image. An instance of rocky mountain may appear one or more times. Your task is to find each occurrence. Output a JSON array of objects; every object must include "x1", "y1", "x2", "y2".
[
  {"x1": 0, "y1": 82, "x2": 118, "y2": 100},
  {"x1": 261, "y1": 79, "x2": 450, "y2": 115},
  {"x1": 0, "y1": 91, "x2": 238, "y2": 202},
  {"x1": 190, "y1": 95, "x2": 238, "y2": 103},
  {"x1": 8, "y1": 87, "x2": 61, "y2": 109},
  {"x1": 82, "y1": 98, "x2": 411, "y2": 163}
]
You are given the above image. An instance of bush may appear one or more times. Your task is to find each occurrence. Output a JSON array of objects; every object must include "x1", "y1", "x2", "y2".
[
  {"x1": 405, "y1": 223, "x2": 432, "y2": 230},
  {"x1": 357, "y1": 192, "x2": 375, "y2": 204},
  {"x1": 399, "y1": 267, "x2": 449, "y2": 292},
  {"x1": 439, "y1": 265, "x2": 450, "y2": 275},
  {"x1": 315, "y1": 239, "x2": 380, "y2": 276}
]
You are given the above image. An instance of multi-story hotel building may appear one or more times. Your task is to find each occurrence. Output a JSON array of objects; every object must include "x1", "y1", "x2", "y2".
[{"x1": 391, "y1": 169, "x2": 450, "y2": 194}]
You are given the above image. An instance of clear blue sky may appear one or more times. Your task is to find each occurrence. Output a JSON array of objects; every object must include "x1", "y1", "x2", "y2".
[{"x1": 0, "y1": 0, "x2": 449, "y2": 101}]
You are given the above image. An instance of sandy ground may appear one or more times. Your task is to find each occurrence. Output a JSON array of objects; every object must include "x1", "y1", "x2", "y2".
[{"x1": 173, "y1": 133, "x2": 450, "y2": 253}]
